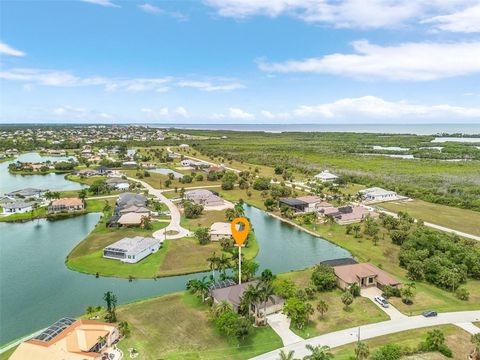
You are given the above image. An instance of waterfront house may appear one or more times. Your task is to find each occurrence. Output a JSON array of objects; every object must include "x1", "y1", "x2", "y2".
[
  {"x1": 105, "y1": 177, "x2": 130, "y2": 190},
  {"x1": 359, "y1": 187, "x2": 397, "y2": 202},
  {"x1": 9, "y1": 318, "x2": 119, "y2": 360},
  {"x1": 279, "y1": 196, "x2": 328, "y2": 213},
  {"x1": 117, "y1": 212, "x2": 146, "y2": 227},
  {"x1": 48, "y1": 198, "x2": 84, "y2": 213},
  {"x1": 122, "y1": 161, "x2": 137, "y2": 168},
  {"x1": 103, "y1": 236, "x2": 161, "y2": 263},
  {"x1": 333, "y1": 263, "x2": 401, "y2": 291},
  {"x1": 1, "y1": 201, "x2": 35, "y2": 214},
  {"x1": 322, "y1": 205, "x2": 378, "y2": 224},
  {"x1": 210, "y1": 281, "x2": 284, "y2": 323},
  {"x1": 7, "y1": 188, "x2": 45, "y2": 199},
  {"x1": 314, "y1": 170, "x2": 339, "y2": 182},
  {"x1": 210, "y1": 222, "x2": 233, "y2": 241}
]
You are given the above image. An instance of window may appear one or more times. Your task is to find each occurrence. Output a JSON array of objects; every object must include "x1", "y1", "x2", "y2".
[{"x1": 368, "y1": 277, "x2": 374, "y2": 284}]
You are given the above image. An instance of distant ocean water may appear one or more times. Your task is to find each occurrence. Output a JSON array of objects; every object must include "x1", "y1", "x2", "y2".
[{"x1": 150, "y1": 123, "x2": 480, "y2": 135}]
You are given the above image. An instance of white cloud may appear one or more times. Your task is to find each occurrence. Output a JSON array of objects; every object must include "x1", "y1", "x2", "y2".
[
  {"x1": 81, "y1": 0, "x2": 120, "y2": 8},
  {"x1": 0, "y1": 42, "x2": 26, "y2": 57},
  {"x1": 228, "y1": 107, "x2": 255, "y2": 120},
  {"x1": 139, "y1": 3, "x2": 189, "y2": 21},
  {"x1": 261, "y1": 110, "x2": 291, "y2": 119},
  {"x1": 258, "y1": 40, "x2": 480, "y2": 81},
  {"x1": 291, "y1": 96, "x2": 480, "y2": 119},
  {"x1": 174, "y1": 106, "x2": 190, "y2": 118},
  {"x1": 139, "y1": 3, "x2": 163, "y2": 14},
  {"x1": 53, "y1": 105, "x2": 113, "y2": 120},
  {"x1": 140, "y1": 106, "x2": 189, "y2": 119},
  {"x1": 204, "y1": 0, "x2": 478, "y2": 29},
  {"x1": 177, "y1": 80, "x2": 245, "y2": 91},
  {"x1": 0, "y1": 68, "x2": 244, "y2": 93},
  {"x1": 421, "y1": 4, "x2": 480, "y2": 33}
]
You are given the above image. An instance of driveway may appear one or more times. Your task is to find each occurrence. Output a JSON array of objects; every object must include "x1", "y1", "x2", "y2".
[
  {"x1": 125, "y1": 177, "x2": 192, "y2": 240},
  {"x1": 266, "y1": 313, "x2": 303, "y2": 346},
  {"x1": 455, "y1": 322, "x2": 480, "y2": 335},
  {"x1": 250, "y1": 310, "x2": 480, "y2": 360},
  {"x1": 360, "y1": 287, "x2": 406, "y2": 320}
]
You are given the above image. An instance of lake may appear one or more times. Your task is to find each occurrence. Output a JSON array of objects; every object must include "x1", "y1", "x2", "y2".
[{"x1": 0, "y1": 153, "x2": 86, "y2": 194}]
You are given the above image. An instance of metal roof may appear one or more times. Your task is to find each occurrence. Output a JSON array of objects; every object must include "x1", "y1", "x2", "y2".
[{"x1": 33, "y1": 317, "x2": 76, "y2": 342}]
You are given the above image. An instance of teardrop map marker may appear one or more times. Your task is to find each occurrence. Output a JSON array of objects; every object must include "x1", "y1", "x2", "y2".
[{"x1": 231, "y1": 217, "x2": 250, "y2": 246}]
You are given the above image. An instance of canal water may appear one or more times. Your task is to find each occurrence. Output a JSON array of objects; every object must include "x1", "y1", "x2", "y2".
[
  {"x1": 0, "y1": 152, "x2": 86, "y2": 194},
  {"x1": 0, "y1": 177, "x2": 350, "y2": 345}
]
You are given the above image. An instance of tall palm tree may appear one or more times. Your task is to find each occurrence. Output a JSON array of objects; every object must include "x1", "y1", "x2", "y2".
[
  {"x1": 355, "y1": 341, "x2": 369, "y2": 360},
  {"x1": 259, "y1": 282, "x2": 276, "y2": 324},
  {"x1": 196, "y1": 276, "x2": 211, "y2": 302},
  {"x1": 241, "y1": 284, "x2": 261, "y2": 316},
  {"x1": 303, "y1": 344, "x2": 333, "y2": 360},
  {"x1": 316, "y1": 299, "x2": 328, "y2": 319},
  {"x1": 278, "y1": 349, "x2": 296, "y2": 360},
  {"x1": 207, "y1": 252, "x2": 220, "y2": 277},
  {"x1": 217, "y1": 253, "x2": 231, "y2": 277},
  {"x1": 211, "y1": 300, "x2": 232, "y2": 317}
]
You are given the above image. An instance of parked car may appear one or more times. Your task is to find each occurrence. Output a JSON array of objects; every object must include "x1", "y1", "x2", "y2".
[
  {"x1": 422, "y1": 310, "x2": 438, "y2": 317},
  {"x1": 374, "y1": 295, "x2": 389, "y2": 308}
]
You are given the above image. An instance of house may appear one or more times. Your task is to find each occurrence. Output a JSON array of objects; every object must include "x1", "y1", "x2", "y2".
[
  {"x1": 279, "y1": 196, "x2": 328, "y2": 213},
  {"x1": 116, "y1": 192, "x2": 147, "y2": 210},
  {"x1": 122, "y1": 161, "x2": 137, "y2": 168},
  {"x1": 7, "y1": 188, "x2": 45, "y2": 199},
  {"x1": 333, "y1": 263, "x2": 401, "y2": 290},
  {"x1": 48, "y1": 198, "x2": 84, "y2": 213},
  {"x1": 117, "y1": 212, "x2": 146, "y2": 226},
  {"x1": 314, "y1": 170, "x2": 339, "y2": 182},
  {"x1": 205, "y1": 165, "x2": 225, "y2": 173},
  {"x1": 210, "y1": 222, "x2": 233, "y2": 241},
  {"x1": 180, "y1": 159, "x2": 209, "y2": 169},
  {"x1": 179, "y1": 143, "x2": 189, "y2": 148},
  {"x1": 359, "y1": 187, "x2": 397, "y2": 202},
  {"x1": 103, "y1": 236, "x2": 161, "y2": 263},
  {"x1": 119, "y1": 205, "x2": 151, "y2": 215},
  {"x1": 141, "y1": 162, "x2": 156, "y2": 169},
  {"x1": 9, "y1": 318, "x2": 119, "y2": 360},
  {"x1": 106, "y1": 177, "x2": 130, "y2": 190},
  {"x1": 322, "y1": 205, "x2": 377, "y2": 224},
  {"x1": 184, "y1": 189, "x2": 225, "y2": 207},
  {"x1": 46, "y1": 149, "x2": 67, "y2": 156},
  {"x1": 210, "y1": 281, "x2": 284, "y2": 321},
  {"x1": 75, "y1": 168, "x2": 99, "y2": 177},
  {"x1": 1, "y1": 201, "x2": 35, "y2": 214}
]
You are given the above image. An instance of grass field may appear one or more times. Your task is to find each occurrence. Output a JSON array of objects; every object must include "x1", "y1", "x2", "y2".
[
  {"x1": 0, "y1": 347, "x2": 16, "y2": 360},
  {"x1": 332, "y1": 324, "x2": 472, "y2": 359},
  {"x1": 65, "y1": 174, "x2": 107, "y2": 186},
  {"x1": 123, "y1": 169, "x2": 222, "y2": 190},
  {"x1": 275, "y1": 269, "x2": 389, "y2": 339},
  {"x1": 379, "y1": 199, "x2": 480, "y2": 237},
  {"x1": 116, "y1": 292, "x2": 283, "y2": 360}
]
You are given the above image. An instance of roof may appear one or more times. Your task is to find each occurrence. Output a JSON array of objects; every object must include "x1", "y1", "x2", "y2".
[
  {"x1": 117, "y1": 212, "x2": 145, "y2": 225},
  {"x1": 211, "y1": 281, "x2": 284, "y2": 308},
  {"x1": 359, "y1": 187, "x2": 396, "y2": 196},
  {"x1": 296, "y1": 195, "x2": 322, "y2": 204},
  {"x1": 333, "y1": 263, "x2": 401, "y2": 286},
  {"x1": 106, "y1": 177, "x2": 128, "y2": 184},
  {"x1": 279, "y1": 198, "x2": 307, "y2": 206},
  {"x1": 104, "y1": 236, "x2": 159, "y2": 254},
  {"x1": 10, "y1": 319, "x2": 117, "y2": 360},
  {"x1": 120, "y1": 205, "x2": 150, "y2": 214},
  {"x1": 7, "y1": 188, "x2": 44, "y2": 197},
  {"x1": 117, "y1": 192, "x2": 147, "y2": 207},
  {"x1": 315, "y1": 170, "x2": 338, "y2": 179},
  {"x1": 2, "y1": 201, "x2": 35, "y2": 209},
  {"x1": 51, "y1": 198, "x2": 83, "y2": 207},
  {"x1": 210, "y1": 222, "x2": 233, "y2": 236}
]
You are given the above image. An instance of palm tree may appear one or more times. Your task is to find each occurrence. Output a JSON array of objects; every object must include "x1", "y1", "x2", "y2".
[
  {"x1": 352, "y1": 224, "x2": 361, "y2": 238},
  {"x1": 303, "y1": 344, "x2": 333, "y2": 360},
  {"x1": 316, "y1": 299, "x2": 328, "y2": 319},
  {"x1": 217, "y1": 253, "x2": 231, "y2": 277},
  {"x1": 103, "y1": 291, "x2": 117, "y2": 321},
  {"x1": 118, "y1": 321, "x2": 131, "y2": 337},
  {"x1": 207, "y1": 252, "x2": 220, "y2": 277},
  {"x1": 355, "y1": 341, "x2": 369, "y2": 360},
  {"x1": 234, "y1": 201, "x2": 245, "y2": 217},
  {"x1": 211, "y1": 300, "x2": 232, "y2": 317},
  {"x1": 259, "y1": 282, "x2": 276, "y2": 324},
  {"x1": 278, "y1": 349, "x2": 296, "y2": 360},
  {"x1": 241, "y1": 284, "x2": 261, "y2": 316},
  {"x1": 78, "y1": 189, "x2": 87, "y2": 205},
  {"x1": 85, "y1": 305, "x2": 95, "y2": 316},
  {"x1": 195, "y1": 276, "x2": 211, "y2": 302}
]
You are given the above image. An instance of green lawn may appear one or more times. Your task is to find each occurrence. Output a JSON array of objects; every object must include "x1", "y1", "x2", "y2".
[
  {"x1": 379, "y1": 199, "x2": 480, "y2": 237},
  {"x1": 65, "y1": 174, "x2": 107, "y2": 186},
  {"x1": 332, "y1": 325, "x2": 472, "y2": 359},
  {"x1": 116, "y1": 292, "x2": 283, "y2": 360},
  {"x1": 275, "y1": 269, "x2": 389, "y2": 339},
  {"x1": 0, "y1": 347, "x2": 16, "y2": 360},
  {"x1": 123, "y1": 169, "x2": 222, "y2": 190}
]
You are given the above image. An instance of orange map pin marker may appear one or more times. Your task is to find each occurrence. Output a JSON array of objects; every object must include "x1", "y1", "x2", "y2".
[{"x1": 231, "y1": 217, "x2": 250, "y2": 246}]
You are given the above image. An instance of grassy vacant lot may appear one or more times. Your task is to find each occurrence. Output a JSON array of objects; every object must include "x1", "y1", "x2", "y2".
[
  {"x1": 123, "y1": 169, "x2": 222, "y2": 190},
  {"x1": 276, "y1": 269, "x2": 389, "y2": 338},
  {"x1": 332, "y1": 325, "x2": 473, "y2": 359},
  {"x1": 65, "y1": 174, "x2": 107, "y2": 186},
  {"x1": 116, "y1": 292, "x2": 282, "y2": 360},
  {"x1": 300, "y1": 222, "x2": 480, "y2": 314},
  {"x1": 379, "y1": 199, "x2": 480, "y2": 236}
]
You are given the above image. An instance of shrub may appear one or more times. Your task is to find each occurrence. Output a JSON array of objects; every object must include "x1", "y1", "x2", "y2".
[
  {"x1": 349, "y1": 283, "x2": 361, "y2": 297},
  {"x1": 382, "y1": 285, "x2": 400, "y2": 299},
  {"x1": 253, "y1": 177, "x2": 271, "y2": 190},
  {"x1": 371, "y1": 344, "x2": 402, "y2": 360},
  {"x1": 311, "y1": 264, "x2": 337, "y2": 292},
  {"x1": 455, "y1": 287, "x2": 470, "y2": 301}
]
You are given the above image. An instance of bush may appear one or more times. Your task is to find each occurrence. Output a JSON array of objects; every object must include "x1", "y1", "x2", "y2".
[
  {"x1": 311, "y1": 264, "x2": 337, "y2": 292},
  {"x1": 455, "y1": 287, "x2": 470, "y2": 301},
  {"x1": 382, "y1": 285, "x2": 400, "y2": 299},
  {"x1": 194, "y1": 227, "x2": 211, "y2": 245},
  {"x1": 349, "y1": 283, "x2": 361, "y2": 297},
  {"x1": 253, "y1": 177, "x2": 271, "y2": 190},
  {"x1": 184, "y1": 201, "x2": 203, "y2": 219},
  {"x1": 273, "y1": 279, "x2": 297, "y2": 299},
  {"x1": 371, "y1": 344, "x2": 402, "y2": 360}
]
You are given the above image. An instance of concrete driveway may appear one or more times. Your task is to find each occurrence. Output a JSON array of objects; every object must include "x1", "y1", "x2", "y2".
[
  {"x1": 266, "y1": 313, "x2": 303, "y2": 346},
  {"x1": 251, "y1": 310, "x2": 480, "y2": 360},
  {"x1": 360, "y1": 287, "x2": 406, "y2": 320}
]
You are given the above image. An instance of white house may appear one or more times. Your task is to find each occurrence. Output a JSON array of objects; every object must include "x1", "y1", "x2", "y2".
[
  {"x1": 2, "y1": 201, "x2": 35, "y2": 214},
  {"x1": 179, "y1": 144, "x2": 189, "y2": 148},
  {"x1": 210, "y1": 222, "x2": 233, "y2": 241},
  {"x1": 103, "y1": 236, "x2": 161, "y2": 263},
  {"x1": 7, "y1": 188, "x2": 45, "y2": 200},
  {"x1": 314, "y1": 170, "x2": 339, "y2": 182},
  {"x1": 105, "y1": 178, "x2": 130, "y2": 190},
  {"x1": 359, "y1": 187, "x2": 397, "y2": 202}
]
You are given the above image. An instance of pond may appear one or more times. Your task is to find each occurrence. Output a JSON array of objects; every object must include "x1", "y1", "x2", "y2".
[
  {"x1": 0, "y1": 203, "x2": 351, "y2": 345},
  {"x1": 0, "y1": 153, "x2": 86, "y2": 194}
]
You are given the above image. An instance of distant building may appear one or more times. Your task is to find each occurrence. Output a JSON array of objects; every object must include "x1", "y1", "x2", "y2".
[
  {"x1": 322, "y1": 205, "x2": 377, "y2": 224},
  {"x1": 1, "y1": 201, "x2": 35, "y2": 214},
  {"x1": 9, "y1": 318, "x2": 119, "y2": 360},
  {"x1": 105, "y1": 177, "x2": 130, "y2": 190},
  {"x1": 7, "y1": 188, "x2": 45, "y2": 199},
  {"x1": 184, "y1": 189, "x2": 224, "y2": 207},
  {"x1": 179, "y1": 143, "x2": 189, "y2": 148},
  {"x1": 117, "y1": 212, "x2": 146, "y2": 227},
  {"x1": 103, "y1": 236, "x2": 161, "y2": 263},
  {"x1": 122, "y1": 161, "x2": 137, "y2": 168},
  {"x1": 279, "y1": 196, "x2": 330, "y2": 213},
  {"x1": 210, "y1": 222, "x2": 233, "y2": 241},
  {"x1": 359, "y1": 187, "x2": 397, "y2": 202},
  {"x1": 48, "y1": 198, "x2": 84, "y2": 213},
  {"x1": 333, "y1": 263, "x2": 401, "y2": 290},
  {"x1": 314, "y1": 170, "x2": 339, "y2": 182}
]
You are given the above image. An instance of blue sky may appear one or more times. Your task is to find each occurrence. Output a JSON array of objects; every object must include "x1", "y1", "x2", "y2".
[{"x1": 1, "y1": 0, "x2": 480, "y2": 124}]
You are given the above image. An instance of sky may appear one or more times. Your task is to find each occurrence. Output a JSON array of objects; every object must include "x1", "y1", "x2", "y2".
[{"x1": 1, "y1": 0, "x2": 480, "y2": 124}]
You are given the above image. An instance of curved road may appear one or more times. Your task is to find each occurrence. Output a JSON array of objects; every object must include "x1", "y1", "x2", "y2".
[
  {"x1": 251, "y1": 310, "x2": 480, "y2": 360},
  {"x1": 125, "y1": 177, "x2": 192, "y2": 240}
]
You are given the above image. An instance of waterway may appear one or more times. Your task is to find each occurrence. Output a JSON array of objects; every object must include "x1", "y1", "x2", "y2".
[
  {"x1": 0, "y1": 188, "x2": 350, "y2": 345},
  {"x1": 0, "y1": 152, "x2": 86, "y2": 194}
]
